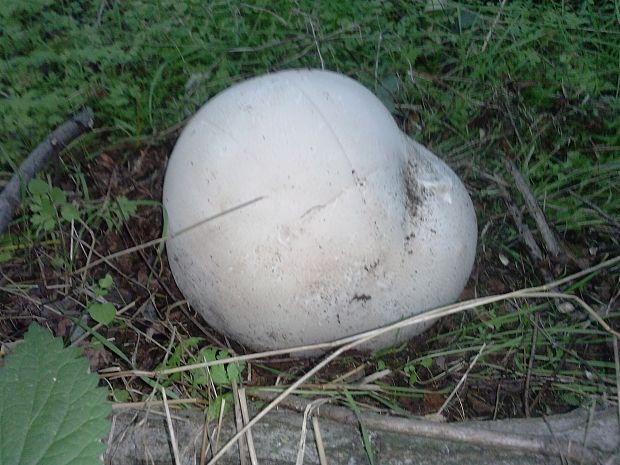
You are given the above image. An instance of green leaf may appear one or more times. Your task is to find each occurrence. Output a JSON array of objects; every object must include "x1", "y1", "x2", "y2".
[
  {"x1": 50, "y1": 256, "x2": 65, "y2": 269},
  {"x1": 49, "y1": 186, "x2": 66, "y2": 204},
  {"x1": 60, "y1": 203, "x2": 80, "y2": 221},
  {"x1": 190, "y1": 348, "x2": 245, "y2": 387},
  {"x1": 88, "y1": 302, "x2": 116, "y2": 325},
  {"x1": 0, "y1": 250, "x2": 12, "y2": 263},
  {"x1": 98, "y1": 274, "x2": 114, "y2": 290},
  {"x1": 116, "y1": 196, "x2": 138, "y2": 219},
  {"x1": 38, "y1": 197, "x2": 55, "y2": 217},
  {"x1": 43, "y1": 218, "x2": 56, "y2": 231},
  {"x1": 112, "y1": 389, "x2": 130, "y2": 402},
  {"x1": 560, "y1": 392, "x2": 583, "y2": 407},
  {"x1": 28, "y1": 178, "x2": 49, "y2": 196},
  {"x1": 420, "y1": 357, "x2": 433, "y2": 369},
  {"x1": 207, "y1": 350, "x2": 229, "y2": 385},
  {"x1": 403, "y1": 364, "x2": 418, "y2": 385},
  {"x1": 226, "y1": 361, "x2": 242, "y2": 384},
  {"x1": 206, "y1": 392, "x2": 233, "y2": 420},
  {"x1": 30, "y1": 213, "x2": 45, "y2": 225},
  {"x1": 0, "y1": 323, "x2": 110, "y2": 465}
]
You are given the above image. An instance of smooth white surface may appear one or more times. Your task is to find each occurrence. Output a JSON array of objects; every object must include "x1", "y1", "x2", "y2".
[{"x1": 163, "y1": 69, "x2": 477, "y2": 352}]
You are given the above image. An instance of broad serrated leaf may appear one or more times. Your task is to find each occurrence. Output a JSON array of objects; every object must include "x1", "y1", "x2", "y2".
[{"x1": 0, "y1": 323, "x2": 110, "y2": 465}]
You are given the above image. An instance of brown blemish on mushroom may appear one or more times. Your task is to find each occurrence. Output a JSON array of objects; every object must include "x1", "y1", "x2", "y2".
[
  {"x1": 350, "y1": 293, "x2": 372, "y2": 303},
  {"x1": 404, "y1": 160, "x2": 422, "y2": 219}
]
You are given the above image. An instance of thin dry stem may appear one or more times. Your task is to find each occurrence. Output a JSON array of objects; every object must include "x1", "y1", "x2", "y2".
[
  {"x1": 524, "y1": 313, "x2": 540, "y2": 417},
  {"x1": 497, "y1": 177, "x2": 543, "y2": 263},
  {"x1": 214, "y1": 398, "x2": 226, "y2": 455},
  {"x1": 238, "y1": 388, "x2": 259, "y2": 465},
  {"x1": 161, "y1": 387, "x2": 181, "y2": 465},
  {"x1": 111, "y1": 398, "x2": 203, "y2": 411},
  {"x1": 614, "y1": 336, "x2": 620, "y2": 426},
  {"x1": 437, "y1": 343, "x2": 486, "y2": 416},
  {"x1": 312, "y1": 415, "x2": 328, "y2": 465},
  {"x1": 72, "y1": 196, "x2": 264, "y2": 275},
  {"x1": 199, "y1": 414, "x2": 211, "y2": 465},
  {"x1": 231, "y1": 379, "x2": 249, "y2": 465},
  {"x1": 481, "y1": 0, "x2": 507, "y2": 53},
  {"x1": 506, "y1": 159, "x2": 562, "y2": 257}
]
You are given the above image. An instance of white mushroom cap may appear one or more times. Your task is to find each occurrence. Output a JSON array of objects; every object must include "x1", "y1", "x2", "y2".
[{"x1": 163, "y1": 69, "x2": 477, "y2": 352}]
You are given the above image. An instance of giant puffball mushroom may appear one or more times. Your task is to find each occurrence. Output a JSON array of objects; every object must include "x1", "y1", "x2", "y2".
[{"x1": 163, "y1": 69, "x2": 477, "y2": 352}]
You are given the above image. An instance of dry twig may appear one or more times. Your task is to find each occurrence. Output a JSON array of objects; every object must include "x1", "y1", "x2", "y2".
[
  {"x1": 231, "y1": 379, "x2": 249, "y2": 465},
  {"x1": 481, "y1": 0, "x2": 508, "y2": 53},
  {"x1": 238, "y1": 388, "x2": 259, "y2": 465},
  {"x1": 161, "y1": 387, "x2": 181, "y2": 465},
  {"x1": 505, "y1": 159, "x2": 562, "y2": 258},
  {"x1": 312, "y1": 415, "x2": 328, "y2": 465},
  {"x1": 0, "y1": 108, "x2": 94, "y2": 234},
  {"x1": 437, "y1": 343, "x2": 486, "y2": 416},
  {"x1": 614, "y1": 336, "x2": 620, "y2": 426},
  {"x1": 496, "y1": 176, "x2": 544, "y2": 263},
  {"x1": 524, "y1": 314, "x2": 540, "y2": 417}
]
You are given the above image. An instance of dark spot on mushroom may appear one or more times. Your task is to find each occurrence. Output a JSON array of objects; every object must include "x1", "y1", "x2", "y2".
[
  {"x1": 404, "y1": 160, "x2": 422, "y2": 219},
  {"x1": 350, "y1": 293, "x2": 372, "y2": 303}
]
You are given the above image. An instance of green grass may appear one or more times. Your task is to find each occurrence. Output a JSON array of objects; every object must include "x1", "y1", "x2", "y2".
[{"x1": 1, "y1": 0, "x2": 619, "y2": 421}]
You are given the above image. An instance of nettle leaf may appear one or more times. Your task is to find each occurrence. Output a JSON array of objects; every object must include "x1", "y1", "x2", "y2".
[
  {"x1": 88, "y1": 302, "x2": 116, "y2": 325},
  {"x1": 0, "y1": 323, "x2": 110, "y2": 465}
]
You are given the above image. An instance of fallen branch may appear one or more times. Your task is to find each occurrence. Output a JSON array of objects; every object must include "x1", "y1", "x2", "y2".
[
  {"x1": 249, "y1": 391, "x2": 612, "y2": 464},
  {"x1": 0, "y1": 108, "x2": 94, "y2": 234},
  {"x1": 496, "y1": 176, "x2": 544, "y2": 264},
  {"x1": 505, "y1": 159, "x2": 562, "y2": 258}
]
